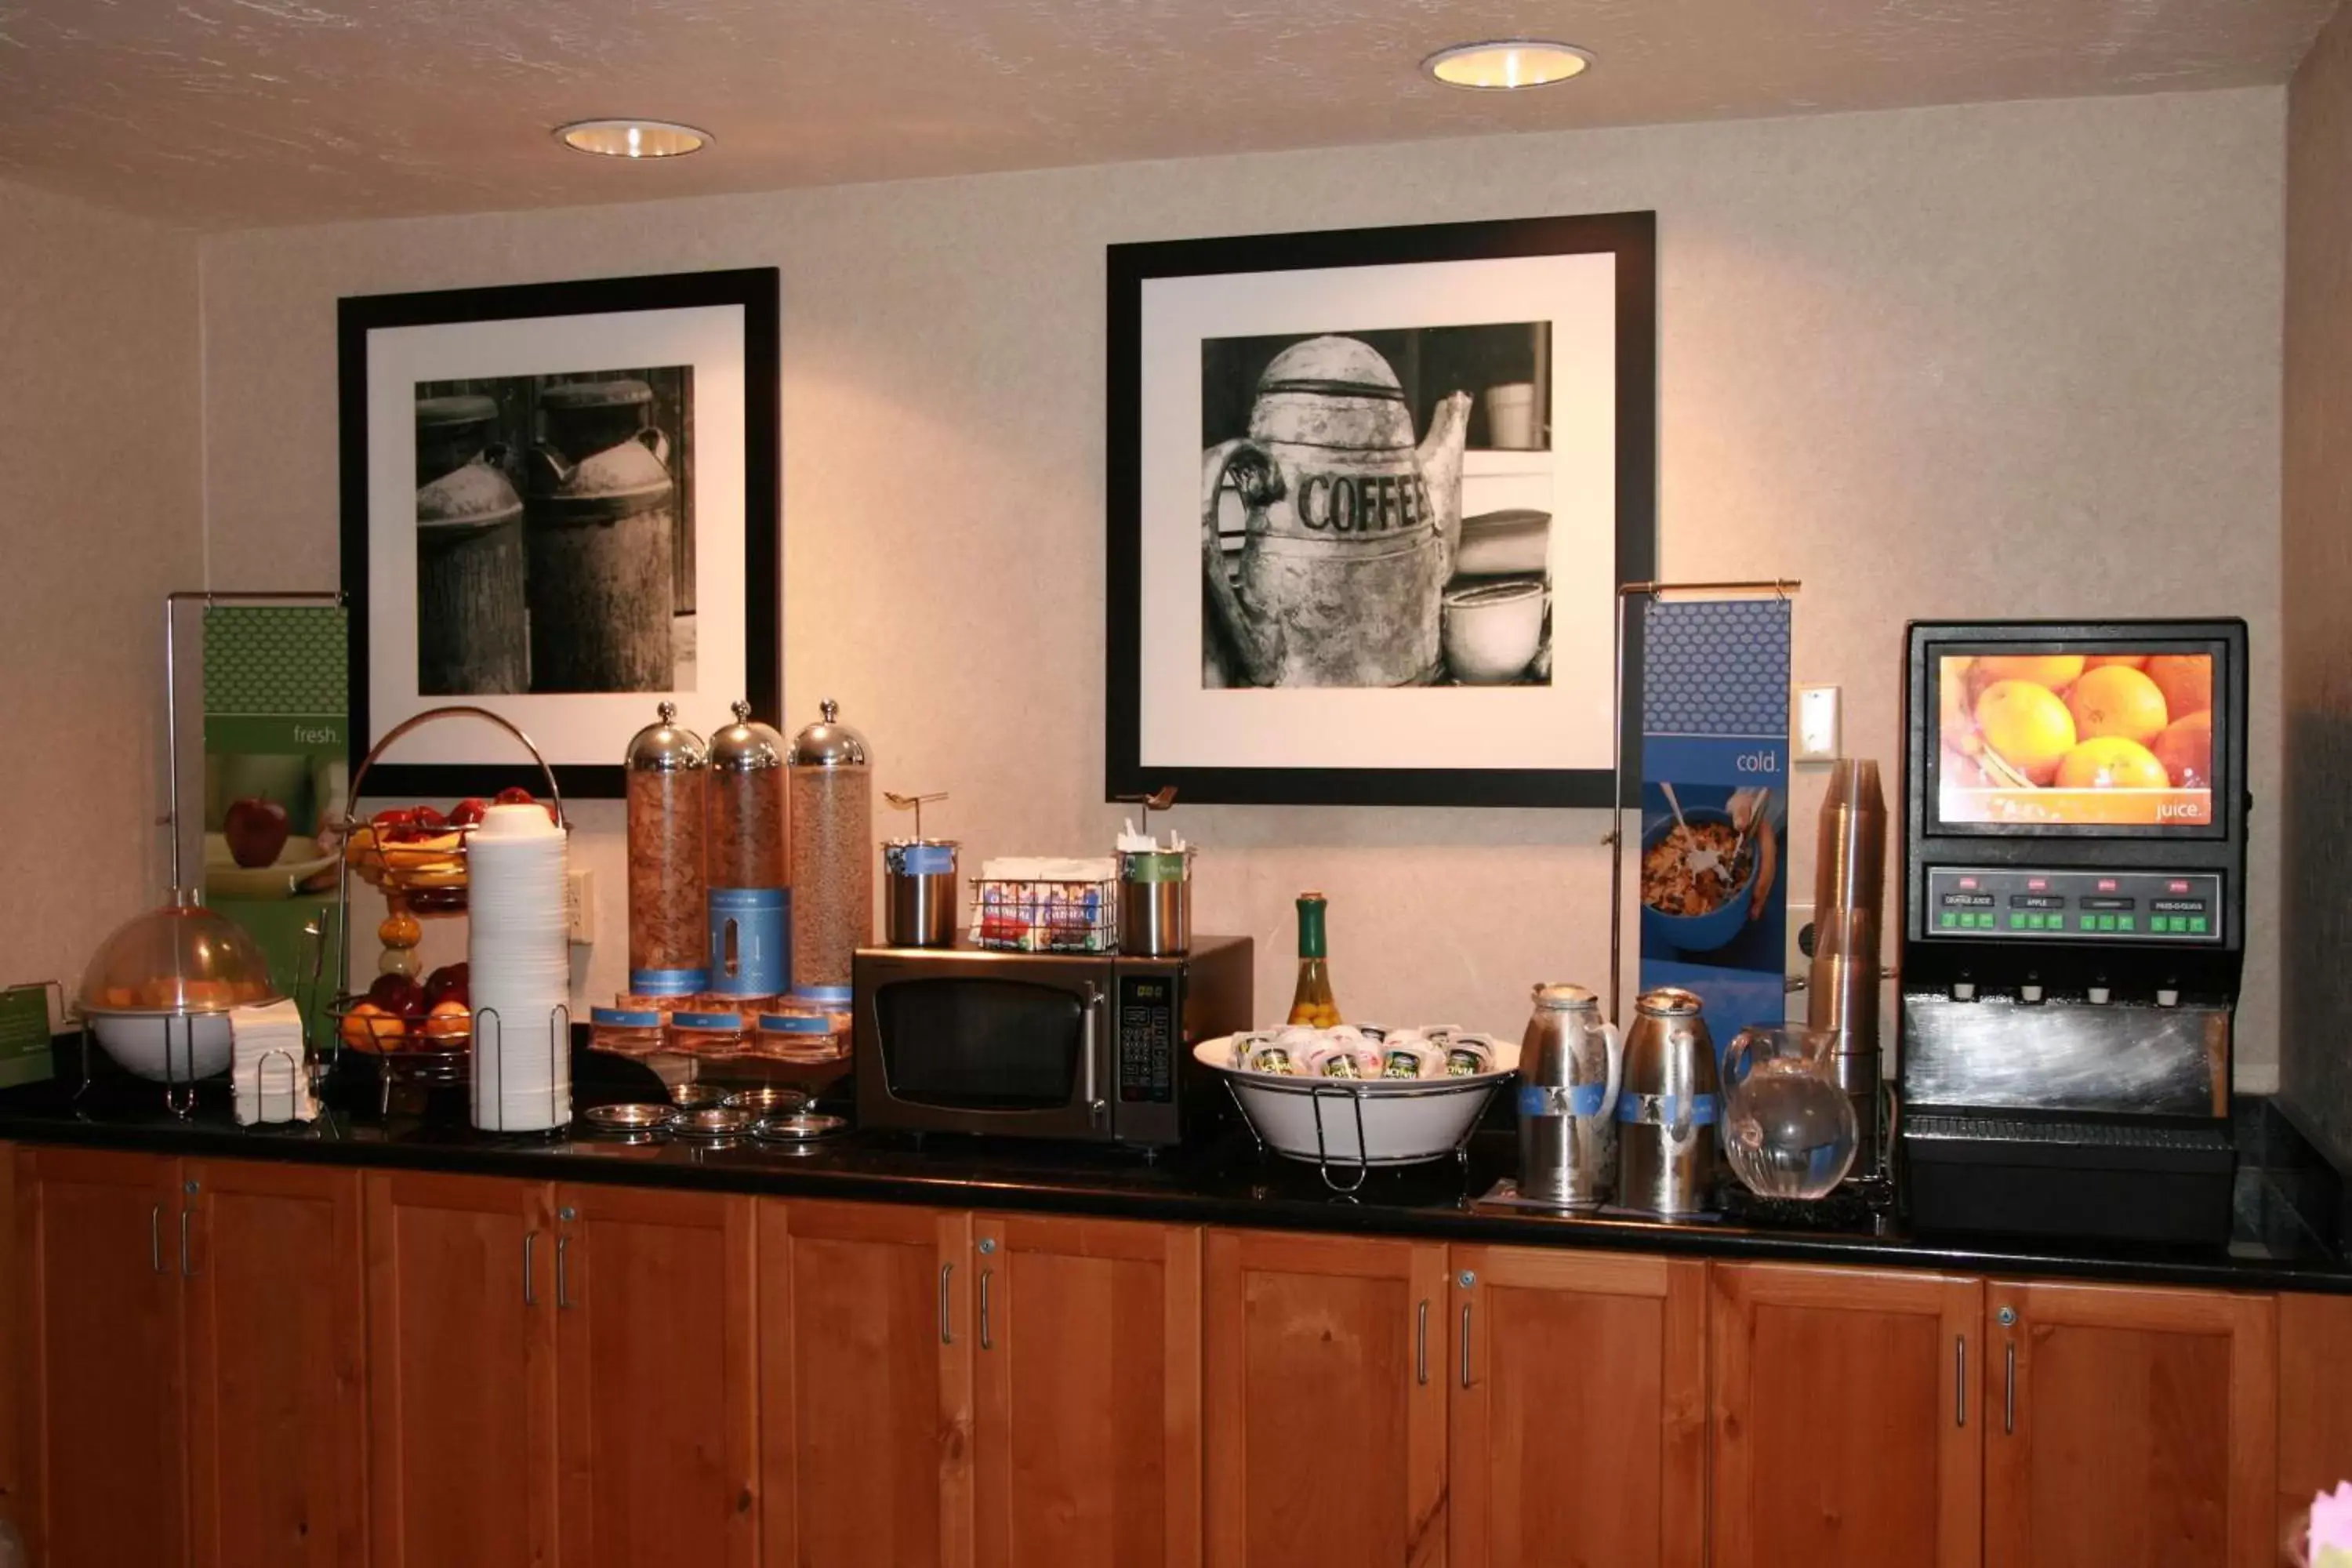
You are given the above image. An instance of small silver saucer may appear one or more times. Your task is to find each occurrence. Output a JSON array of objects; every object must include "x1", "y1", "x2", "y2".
[
  {"x1": 674, "y1": 1105, "x2": 761, "y2": 1139},
  {"x1": 669, "y1": 1083, "x2": 728, "y2": 1109},
  {"x1": 724, "y1": 1087, "x2": 812, "y2": 1116},
  {"x1": 753, "y1": 1112, "x2": 848, "y2": 1143},
  {"x1": 583, "y1": 1102, "x2": 677, "y2": 1134}
]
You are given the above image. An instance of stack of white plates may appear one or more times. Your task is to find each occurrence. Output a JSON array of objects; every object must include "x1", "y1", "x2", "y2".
[{"x1": 468, "y1": 803, "x2": 572, "y2": 1131}]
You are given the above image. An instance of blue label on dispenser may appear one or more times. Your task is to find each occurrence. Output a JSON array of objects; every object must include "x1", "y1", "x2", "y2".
[
  {"x1": 707, "y1": 887, "x2": 790, "y2": 996},
  {"x1": 627, "y1": 967, "x2": 708, "y2": 996},
  {"x1": 1517, "y1": 1083, "x2": 1609, "y2": 1118},
  {"x1": 789, "y1": 984, "x2": 854, "y2": 1007},
  {"x1": 888, "y1": 842, "x2": 956, "y2": 877}
]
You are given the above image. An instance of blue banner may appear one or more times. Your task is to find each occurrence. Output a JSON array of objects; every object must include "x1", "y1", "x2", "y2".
[{"x1": 1638, "y1": 598, "x2": 1791, "y2": 1060}]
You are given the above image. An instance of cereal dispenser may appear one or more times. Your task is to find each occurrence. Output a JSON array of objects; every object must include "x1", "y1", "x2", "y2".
[
  {"x1": 706, "y1": 700, "x2": 789, "y2": 1000},
  {"x1": 786, "y1": 699, "x2": 872, "y2": 1004},
  {"x1": 623, "y1": 702, "x2": 709, "y2": 999}
]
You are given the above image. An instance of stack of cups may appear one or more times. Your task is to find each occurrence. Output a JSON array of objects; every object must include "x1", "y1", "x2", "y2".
[{"x1": 469, "y1": 801, "x2": 572, "y2": 1131}]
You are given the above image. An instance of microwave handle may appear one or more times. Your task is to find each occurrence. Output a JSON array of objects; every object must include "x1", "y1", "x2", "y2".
[{"x1": 1083, "y1": 983, "x2": 1107, "y2": 1126}]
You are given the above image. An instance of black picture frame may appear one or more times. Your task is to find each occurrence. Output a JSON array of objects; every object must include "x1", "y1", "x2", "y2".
[
  {"x1": 338, "y1": 267, "x2": 781, "y2": 801},
  {"x1": 1105, "y1": 212, "x2": 1657, "y2": 808}
]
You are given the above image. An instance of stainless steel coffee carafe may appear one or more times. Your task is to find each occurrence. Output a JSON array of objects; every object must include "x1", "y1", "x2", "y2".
[
  {"x1": 1617, "y1": 987, "x2": 1721, "y2": 1217},
  {"x1": 1517, "y1": 983, "x2": 1625, "y2": 1209},
  {"x1": 1807, "y1": 758, "x2": 1887, "y2": 1176}
]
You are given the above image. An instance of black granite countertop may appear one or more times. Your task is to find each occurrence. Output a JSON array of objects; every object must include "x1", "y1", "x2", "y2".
[{"x1": 4, "y1": 1047, "x2": 2345, "y2": 1294}]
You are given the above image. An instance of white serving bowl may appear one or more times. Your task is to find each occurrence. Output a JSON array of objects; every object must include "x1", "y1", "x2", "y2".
[
  {"x1": 89, "y1": 1011, "x2": 235, "y2": 1082},
  {"x1": 1193, "y1": 1034, "x2": 1519, "y2": 1168}
]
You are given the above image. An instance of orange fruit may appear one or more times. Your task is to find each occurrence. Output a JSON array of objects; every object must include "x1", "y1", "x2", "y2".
[
  {"x1": 1974, "y1": 681, "x2": 2077, "y2": 784},
  {"x1": 2085, "y1": 655, "x2": 2149, "y2": 670},
  {"x1": 2055, "y1": 736, "x2": 2169, "y2": 789},
  {"x1": 2145, "y1": 655, "x2": 2212, "y2": 721},
  {"x1": 2151, "y1": 711, "x2": 2214, "y2": 789},
  {"x1": 1974, "y1": 655, "x2": 2085, "y2": 692},
  {"x1": 2064, "y1": 665, "x2": 2169, "y2": 747}
]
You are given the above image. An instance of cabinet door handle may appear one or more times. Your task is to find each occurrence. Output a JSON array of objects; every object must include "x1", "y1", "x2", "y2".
[
  {"x1": 978, "y1": 1269, "x2": 994, "y2": 1351},
  {"x1": 938, "y1": 1261, "x2": 954, "y2": 1345},
  {"x1": 2003, "y1": 1340, "x2": 2016, "y2": 1435},
  {"x1": 1416, "y1": 1301, "x2": 1428, "y2": 1386},
  {"x1": 149, "y1": 1204, "x2": 164, "y2": 1275},
  {"x1": 1955, "y1": 1336, "x2": 1966, "y2": 1427},
  {"x1": 555, "y1": 1235, "x2": 572, "y2": 1310},
  {"x1": 1460, "y1": 1302, "x2": 1474, "y2": 1389},
  {"x1": 523, "y1": 1231, "x2": 538, "y2": 1308},
  {"x1": 178, "y1": 1209, "x2": 195, "y2": 1279}
]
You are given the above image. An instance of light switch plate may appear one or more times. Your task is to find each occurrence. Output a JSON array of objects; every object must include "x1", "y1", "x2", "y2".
[
  {"x1": 566, "y1": 869, "x2": 596, "y2": 947},
  {"x1": 1795, "y1": 684, "x2": 1841, "y2": 762}
]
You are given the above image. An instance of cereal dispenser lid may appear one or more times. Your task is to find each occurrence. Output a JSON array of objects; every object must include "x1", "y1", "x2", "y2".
[
  {"x1": 626, "y1": 701, "x2": 708, "y2": 773},
  {"x1": 708, "y1": 700, "x2": 786, "y2": 773},
  {"x1": 788, "y1": 699, "x2": 869, "y2": 769}
]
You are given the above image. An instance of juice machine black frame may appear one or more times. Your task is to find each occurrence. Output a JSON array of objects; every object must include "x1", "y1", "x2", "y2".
[{"x1": 1897, "y1": 618, "x2": 2249, "y2": 1243}]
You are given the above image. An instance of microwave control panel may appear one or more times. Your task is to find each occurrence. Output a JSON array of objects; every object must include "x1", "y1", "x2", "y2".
[
  {"x1": 1117, "y1": 975, "x2": 1177, "y2": 1103},
  {"x1": 1924, "y1": 866, "x2": 2223, "y2": 942}
]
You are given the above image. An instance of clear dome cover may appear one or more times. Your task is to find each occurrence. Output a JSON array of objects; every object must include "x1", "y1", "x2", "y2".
[{"x1": 78, "y1": 891, "x2": 280, "y2": 1015}]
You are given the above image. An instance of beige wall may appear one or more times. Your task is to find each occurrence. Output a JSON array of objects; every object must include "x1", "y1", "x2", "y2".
[
  {"x1": 197, "y1": 88, "x2": 2288, "y2": 1079},
  {"x1": 0, "y1": 179, "x2": 202, "y2": 1012},
  {"x1": 2283, "y1": 13, "x2": 2352, "y2": 1158}
]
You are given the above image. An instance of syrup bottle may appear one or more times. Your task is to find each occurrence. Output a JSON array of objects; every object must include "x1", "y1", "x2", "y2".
[{"x1": 1286, "y1": 891, "x2": 1341, "y2": 1026}]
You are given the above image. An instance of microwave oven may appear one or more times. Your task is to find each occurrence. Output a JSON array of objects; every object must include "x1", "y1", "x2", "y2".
[{"x1": 852, "y1": 936, "x2": 1254, "y2": 1148}]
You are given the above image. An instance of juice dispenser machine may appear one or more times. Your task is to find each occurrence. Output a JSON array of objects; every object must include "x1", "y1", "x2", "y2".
[{"x1": 1896, "y1": 619, "x2": 2248, "y2": 1243}]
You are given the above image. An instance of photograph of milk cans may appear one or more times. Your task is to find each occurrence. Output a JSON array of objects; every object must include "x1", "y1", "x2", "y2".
[
  {"x1": 339, "y1": 268, "x2": 780, "y2": 800},
  {"x1": 1106, "y1": 214, "x2": 1656, "y2": 808}
]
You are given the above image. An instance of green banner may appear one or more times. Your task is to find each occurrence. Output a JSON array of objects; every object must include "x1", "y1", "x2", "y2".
[{"x1": 203, "y1": 605, "x2": 347, "y2": 1040}]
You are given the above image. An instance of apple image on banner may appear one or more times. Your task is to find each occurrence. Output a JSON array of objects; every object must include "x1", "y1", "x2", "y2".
[{"x1": 223, "y1": 797, "x2": 290, "y2": 869}]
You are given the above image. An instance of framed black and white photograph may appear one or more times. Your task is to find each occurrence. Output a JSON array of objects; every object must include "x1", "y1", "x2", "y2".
[
  {"x1": 1106, "y1": 214, "x2": 1656, "y2": 807},
  {"x1": 339, "y1": 267, "x2": 780, "y2": 799}
]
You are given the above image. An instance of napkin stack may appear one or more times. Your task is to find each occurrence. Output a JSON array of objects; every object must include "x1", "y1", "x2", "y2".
[
  {"x1": 469, "y1": 802, "x2": 572, "y2": 1132},
  {"x1": 230, "y1": 999, "x2": 316, "y2": 1125}
]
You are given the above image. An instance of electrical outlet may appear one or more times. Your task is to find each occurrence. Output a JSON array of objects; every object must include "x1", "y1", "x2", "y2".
[
  {"x1": 1785, "y1": 900, "x2": 1815, "y2": 1022},
  {"x1": 566, "y1": 869, "x2": 596, "y2": 947}
]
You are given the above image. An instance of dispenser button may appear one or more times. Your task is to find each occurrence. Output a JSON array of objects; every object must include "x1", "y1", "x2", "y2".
[
  {"x1": 2089, "y1": 985, "x2": 2112, "y2": 1004},
  {"x1": 2118, "y1": 916, "x2": 2136, "y2": 932},
  {"x1": 2157, "y1": 987, "x2": 2180, "y2": 1007},
  {"x1": 2189, "y1": 916, "x2": 2209, "y2": 934},
  {"x1": 2097, "y1": 914, "x2": 2118, "y2": 932},
  {"x1": 1953, "y1": 982, "x2": 1978, "y2": 1001},
  {"x1": 2020, "y1": 984, "x2": 2045, "y2": 1003},
  {"x1": 1940, "y1": 911, "x2": 1958, "y2": 930}
]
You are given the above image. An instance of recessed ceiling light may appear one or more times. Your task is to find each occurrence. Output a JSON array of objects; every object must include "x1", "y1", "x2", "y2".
[
  {"x1": 1422, "y1": 40, "x2": 1592, "y2": 90},
  {"x1": 555, "y1": 119, "x2": 711, "y2": 159}
]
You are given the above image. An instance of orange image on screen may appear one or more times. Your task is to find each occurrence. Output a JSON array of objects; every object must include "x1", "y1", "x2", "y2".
[{"x1": 1937, "y1": 654, "x2": 2213, "y2": 827}]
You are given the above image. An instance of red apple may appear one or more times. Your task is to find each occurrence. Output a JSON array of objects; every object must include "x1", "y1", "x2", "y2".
[
  {"x1": 495, "y1": 785, "x2": 561, "y2": 826},
  {"x1": 365, "y1": 972, "x2": 428, "y2": 1021},
  {"x1": 223, "y1": 797, "x2": 290, "y2": 869},
  {"x1": 448, "y1": 797, "x2": 491, "y2": 828},
  {"x1": 423, "y1": 962, "x2": 470, "y2": 1007}
]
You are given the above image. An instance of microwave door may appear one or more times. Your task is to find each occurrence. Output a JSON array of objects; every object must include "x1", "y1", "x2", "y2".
[{"x1": 858, "y1": 959, "x2": 1112, "y2": 1141}]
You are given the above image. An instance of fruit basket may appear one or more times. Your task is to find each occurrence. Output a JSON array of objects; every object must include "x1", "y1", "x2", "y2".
[{"x1": 321, "y1": 705, "x2": 566, "y2": 1116}]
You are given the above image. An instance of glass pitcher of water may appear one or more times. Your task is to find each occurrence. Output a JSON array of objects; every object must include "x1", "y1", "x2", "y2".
[{"x1": 1721, "y1": 1025, "x2": 1858, "y2": 1200}]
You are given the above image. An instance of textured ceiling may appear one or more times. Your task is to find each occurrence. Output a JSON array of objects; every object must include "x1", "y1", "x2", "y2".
[{"x1": 0, "y1": 0, "x2": 2335, "y2": 228}]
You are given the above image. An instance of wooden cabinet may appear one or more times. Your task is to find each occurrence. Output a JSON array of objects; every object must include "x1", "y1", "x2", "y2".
[
  {"x1": 1449, "y1": 1247, "x2": 1706, "y2": 1568},
  {"x1": 1986, "y1": 1279, "x2": 2276, "y2": 1568},
  {"x1": 365, "y1": 1170, "x2": 558, "y2": 1568},
  {"x1": 14, "y1": 1146, "x2": 186, "y2": 1568},
  {"x1": 2279, "y1": 1294, "x2": 2352, "y2": 1556},
  {"x1": 555, "y1": 1184, "x2": 757, "y2": 1568},
  {"x1": 759, "y1": 1199, "x2": 973, "y2": 1568},
  {"x1": 971, "y1": 1214, "x2": 1200, "y2": 1568},
  {"x1": 183, "y1": 1159, "x2": 366, "y2": 1568},
  {"x1": 1203, "y1": 1229, "x2": 1448, "y2": 1568},
  {"x1": 1711, "y1": 1262, "x2": 1981, "y2": 1568}
]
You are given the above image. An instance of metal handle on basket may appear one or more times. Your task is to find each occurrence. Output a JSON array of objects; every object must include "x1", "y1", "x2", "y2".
[{"x1": 330, "y1": 703, "x2": 569, "y2": 1031}]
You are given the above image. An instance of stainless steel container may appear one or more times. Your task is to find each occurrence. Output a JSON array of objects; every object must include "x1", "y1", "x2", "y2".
[
  {"x1": 883, "y1": 840, "x2": 959, "y2": 948},
  {"x1": 1616, "y1": 987, "x2": 1721, "y2": 1217},
  {"x1": 1807, "y1": 759, "x2": 1887, "y2": 1174},
  {"x1": 1117, "y1": 848, "x2": 1192, "y2": 957},
  {"x1": 1515, "y1": 982, "x2": 1625, "y2": 1209}
]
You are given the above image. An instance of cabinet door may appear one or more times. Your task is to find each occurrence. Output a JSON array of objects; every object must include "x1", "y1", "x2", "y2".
[
  {"x1": 760, "y1": 1200, "x2": 973, "y2": 1568},
  {"x1": 1712, "y1": 1262, "x2": 1981, "y2": 1568},
  {"x1": 1449, "y1": 1248, "x2": 1705, "y2": 1568},
  {"x1": 972, "y1": 1214, "x2": 1200, "y2": 1568},
  {"x1": 16, "y1": 1146, "x2": 187, "y2": 1568},
  {"x1": 365, "y1": 1171, "x2": 558, "y2": 1568},
  {"x1": 1203, "y1": 1229, "x2": 1448, "y2": 1568},
  {"x1": 2279, "y1": 1294, "x2": 2352, "y2": 1560},
  {"x1": 1987, "y1": 1279, "x2": 2275, "y2": 1568},
  {"x1": 184, "y1": 1159, "x2": 367, "y2": 1568},
  {"x1": 555, "y1": 1183, "x2": 757, "y2": 1568}
]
